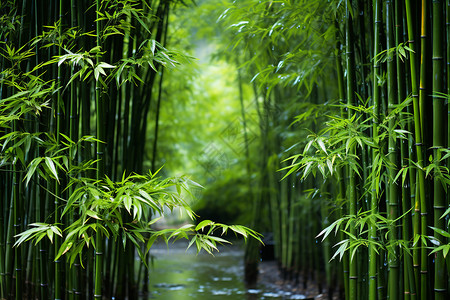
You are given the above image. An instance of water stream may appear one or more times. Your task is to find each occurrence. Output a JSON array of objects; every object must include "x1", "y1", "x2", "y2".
[{"x1": 146, "y1": 241, "x2": 309, "y2": 300}]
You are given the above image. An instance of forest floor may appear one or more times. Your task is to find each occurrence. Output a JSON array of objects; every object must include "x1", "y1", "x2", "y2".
[{"x1": 257, "y1": 260, "x2": 342, "y2": 300}]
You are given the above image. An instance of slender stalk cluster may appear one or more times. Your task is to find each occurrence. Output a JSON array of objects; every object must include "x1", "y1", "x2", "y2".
[
  {"x1": 0, "y1": 1, "x2": 265, "y2": 299},
  {"x1": 219, "y1": 0, "x2": 450, "y2": 299}
]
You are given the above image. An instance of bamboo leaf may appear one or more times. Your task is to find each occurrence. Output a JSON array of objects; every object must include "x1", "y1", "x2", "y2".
[
  {"x1": 430, "y1": 226, "x2": 450, "y2": 239},
  {"x1": 317, "y1": 138, "x2": 327, "y2": 154},
  {"x1": 230, "y1": 225, "x2": 248, "y2": 238},
  {"x1": 86, "y1": 210, "x2": 101, "y2": 220},
  {"x1": 44, "y1": 157, "x2": 59, "y2": 182},
  {"x1": 195, "y1": 220, "x2": 215, "y2": 232},
  {"x1": 331, "y1": 239, "x2": 349, "y2": 261},
  {"x1": 98, "y1": 62, "x2": 115, "y2": 69},
  {"x1": 24, "y1": 157, "x2": 43, "y2": 186},
  {"x1": 148, "y1": 216, "x2": 163, "y2": 226}
]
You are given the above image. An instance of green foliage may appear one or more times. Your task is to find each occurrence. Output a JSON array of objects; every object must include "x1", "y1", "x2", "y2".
[{"x1": 15, "y1": 167, "x2": 262, "y2": 265}]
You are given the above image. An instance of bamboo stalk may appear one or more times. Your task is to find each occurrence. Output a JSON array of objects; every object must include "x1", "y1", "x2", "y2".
[
  {"x1": 94, "y1": 0, "x2": 105, "y2": 297},
  {"x1": 386, "y1": 1, "x2": 400, "y2": 299},
  {"x1": 395, "y1": 1, "x2": 416, "y2": 299},
  {"x1": 418, "y1": 1, "x2": 429, "y2": 298},
  {"x1": 368, "y1": 1, "x2": 382, "y2": 299},
  {"x1": 432, "y1": 0, "x2": 446, "y2": 299},
  {"x1": 404, "y1": 0, "x2": 423, "y2": 294},
  {"x1": 345, "y1": 2, "x2": 358, "y2": 299}
]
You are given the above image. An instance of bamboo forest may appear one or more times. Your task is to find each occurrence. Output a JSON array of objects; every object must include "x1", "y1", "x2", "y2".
[{"x1": 3, "y1": 0, "x2": 450, "y2": 299}]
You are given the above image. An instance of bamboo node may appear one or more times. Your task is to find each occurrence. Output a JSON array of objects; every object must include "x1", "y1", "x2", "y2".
[
  {"x1": 349, "y1": 276, "x2": 358, "y2": 279},
  {"x1": 94, "y1": 295, "x2": 102, "y2": 298},
  {"x1": 431, "y1": 57, "x2": 443, "y2": 60},
  {"x1": 434, "y1": 288, "x2": 446, "y2": 292},
  {"x1": 95, "y1": 251, "x2": 103, "y2": 255},
  {"x1": 433, "y1": 205, "x2": 446, "y2": 209},
  {"x1": 420, "y1": 212, "x2": 428, "y2": 216},
  {"x1": 420, "y1": 270, "x2": 428, "y2": 274}
]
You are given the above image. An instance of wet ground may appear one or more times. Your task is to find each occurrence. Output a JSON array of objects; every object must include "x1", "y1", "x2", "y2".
[{"x1": 146, "y1": 241, "x2": 319, "y2": 300}]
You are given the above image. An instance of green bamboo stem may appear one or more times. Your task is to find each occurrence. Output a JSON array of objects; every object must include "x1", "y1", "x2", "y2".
[
  {"x1": 293, "y1": 188, "x2": 302, "y2": 281},
  {"x1": 386, "y1": 1, "x2": 400, "y2": 299},
  {"x1": 13, "y1": 158, "x2": 22, "y2": 300},
  {"x1": 395, "y1": 1, "x2": 416, "y2": 298},
  {"x1": 237, "y1": 57, "x2": 262, "y2": 286},
  {"x1": 0, "y1": 176, "x2": 5, "y2": 299},
  {"x1": 39, "y1": 184, "x2": 49, "y2": 300},
  {"x1": 268, "y1": 159, "x2": 281, "y2": 263},
  {"x1": 280, "y1": 174, "x2": 288, "y2": 273},
  {"x1": 150, "y1": 1, "x2": 170, "y2": 173},
  {"x1": 14, "y1": 0, "x2": 28, "y2": 297},
  {"x1": 287, "y1": 181, "x2": 296, "y2": 277},
  {"x1": 418, "y1": 1, "x2": 429, "y2": 298},
  {"x1": 432, "y1": 0, "x2": 446, "y2": 299},
  {"x1": 5, "y1": 196, "x2": 14, "y2": 298},
  {"x1": 345, "y1": 2, "x2": 358, "y2": 299},
  {"x1": 31, "y1": 3, "x2": 45, "y2": 298},
  {"x1": 94, "y1": 0, "x2": 105, "y2": 298},
  {"x1": 404, "y1": 0, "x2": 424, "y2": 295},
  {"x1": 333, "y1": 20, "x2": 349, "y2": 298},
  {"x1": 69, "y1": 0, "x2": 80, "y2": 296},
  {"x1": 356, "y1": 0, "x2": 369, "y2": 101},
  {"x1": 54, "y1": 1, "x2": 64, "y2": 298},
  {"x1": 369, "y1": 1, "x2": 381, "y2": 299}
]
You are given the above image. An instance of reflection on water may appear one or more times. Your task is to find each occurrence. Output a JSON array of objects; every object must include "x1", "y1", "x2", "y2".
[{"x1": 146, "y1": 241, "x2": 307, "y2": 300}]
